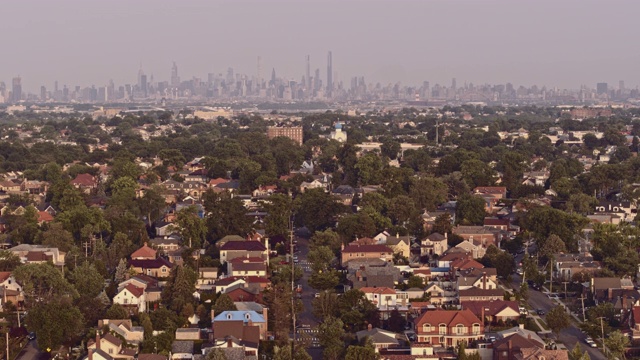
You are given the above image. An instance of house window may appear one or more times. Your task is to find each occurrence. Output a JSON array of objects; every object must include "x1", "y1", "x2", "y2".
[
  {"x1": 109, "y1": 349, "x2": 113, "y2": 354},
  {"x1": 456, "y1": 325, "x2": 465, "y2": 335},
  {"x1": 162, "y1": 268, "x2": 167, "y2": 273},
  {"x1": 227, "y1": 314, "x2": 232, "y2": 320},
  {"x1": 439, "y1": 324, "x2": 447, "y2": 335},
  {"x1": 472, "y1": 324, "x2": 480, "y2": 335}
]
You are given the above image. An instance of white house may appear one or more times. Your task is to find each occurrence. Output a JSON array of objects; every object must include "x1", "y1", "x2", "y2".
[{"x1": 113, "y1": 284, "x2": 146, "y2": 314}]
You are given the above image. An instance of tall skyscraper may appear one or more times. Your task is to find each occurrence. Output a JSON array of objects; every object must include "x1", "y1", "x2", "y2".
[
  {"x1": 40, "y1": 86, "x2": 47, "y2": 101},
  {"x1": 326, "y1": 51, "x2": 333, "y2": 97},
  {"x1": 257, "y1": 56, "x2": 262, "y2": 89},
  {"x1": 12, "y1": 77, "x2": 22, "y2": 103},
  {"x1": 306, "y1": 55, "x2": 311, "y2": 90},
  {"x1": 596, "y1": 82, "x2": 608, "y2": 95},
  {"x1": 171, "y1": 62, "x2": 180, "y2": 87}
]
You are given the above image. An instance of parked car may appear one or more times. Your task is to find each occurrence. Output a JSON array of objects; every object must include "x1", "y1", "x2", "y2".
[
  {"x1": 536, "y1": 309, "x2": 545, "y2": 316},
  {"x1": 27, "y1": 332, "x2": 35, "y2": 341},
  {"x1": 585, "y1": 337, "x2": 597, "y2": 348}
]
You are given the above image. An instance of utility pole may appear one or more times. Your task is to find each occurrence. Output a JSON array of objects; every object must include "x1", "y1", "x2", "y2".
[
  {"x1": 290, "y1": 218, "x2": 296, "y2": 359},
  {"x1": 579, "y1": 295, "x2": 586, "y2": 322},
  {"x1": 83, "y1": 241, "x2": 90, "y2": 258},
  {"x1": 598, "y1": 317, "x2": 606, "y2": 356},
  {"x1": 562, "y1": 281, "x2": 569, "y2": 300},
  {"x1": 549, "y1": 257, "x2": 553, "y2": 295}
]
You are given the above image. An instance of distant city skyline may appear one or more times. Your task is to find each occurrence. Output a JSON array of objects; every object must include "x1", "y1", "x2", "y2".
[{"x1": 2, "y1": 0, "x2": 640, "y2": 92}]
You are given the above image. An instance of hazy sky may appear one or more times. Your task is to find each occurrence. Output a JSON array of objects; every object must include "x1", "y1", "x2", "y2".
[{"x1": 2, "y1": 0, "x2": 639, "y2": 93}]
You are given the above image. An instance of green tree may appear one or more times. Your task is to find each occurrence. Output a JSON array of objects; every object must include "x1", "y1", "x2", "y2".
[
  {"x1": 387, "y1": 309, "x2": 406, "y2": 333},
  {"x1": 456, "y1": 194, "x2": 487, "y2": 225},
  {"x1": 312, "y1": 290, "x2": 339, "y2": 320},
  {"x1": 294, "y1": 188, "x2": 346, "y2": 232},
  {"x1": 114, "y1": 258, "x2": 129, "y2": 284},
  {"x1": 26, "y1": 297, "x2": 84, "y2": 351},
  {"x1": 546, "y1": 305, "x2": 570, "y2": 335},
  {"x1": 380, "y1": 138, "x2": 401, "y2": 160},
  {"x1": 37, "y1": 223, "x2": 74, "y2": 252},
  {"x1": 354, "y1": 153, "x2": 384, "y2": 185},
  {"x1": 138, "y1": 185, "x2": 167, "y2": 227},
  {"x1": 406, "y1": 276, "x2": 424, "y2": 289},
  {"x1": 359, "y1": 192, "x2": 389, "y2": 214},
  {"x1": 174, "y1": 205, "x2": 207, "y2": 248},
  {"x1": 203, "y1": 191, "x2": 254, "y2": 241},
  {"x1": 461, "y1": 159, "x2": 495, "y2": 188},
  {"x1": 566, "y1": 193, "x2": 598, "y2": 215},
  {"x1": 309, "y1": 230, "x2": 342, "y2": 254},
  {"x1": 318, "y1": 316, "x2": 345, "y2": 360},
  {"x1": 433, "y1": 213, "x2": 453, "y2": 235},
  {"x1": 140, "y1": 312, "x2": 154, "y2": 340},
  {"x1": 336, "y1": 212, "x2": 377, "y2": 241},
  {"x1": 105, "y1": 303, "x2": 129, "y2": 319},
  {"x1": 69, "y1": 261, "x2": 105, "y2": 298},
  {"x1": 262, "y1": 194, "x2": 293, "y2": 238},
  {"x1": 162, "y1": 265, "x2": 197, "y2": 313},
  {"x1": 604, "y1": 330, "x2": 629, "y2": 360},
  {"x1": 345, "y1": 340, "x2": 379, "y2": 360},
  {"x1": 538, "y1": 234, "x2": 567, "y2": 261},
  {"x1": 409, "y1": 177, "x2": 448, "y2": 211},
  {"x1": 213, "y1": 294, "x2": 237, "y2": 313},
  {"x1": 0, "y1": 250, "x2": 21, "y2": 271},
  {"x1": 14, "y1": 263, "x2": 78, "y2": 304}
]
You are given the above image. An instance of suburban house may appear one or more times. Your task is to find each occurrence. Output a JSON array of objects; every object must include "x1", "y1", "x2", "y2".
[
  {"x1": 196, "y1": 267, "x2": 218, "y2": 291},
  {"x1": 461, "y1": 300, "x2": 520, "y2": 323},
  {"x1": 113, "y1": 284, "x2": 146, "y2": 314},
  {"x1": 219, "y1": 239, "x2": 269, "y2": 264},
  {"x1": 348, "y1": 263, "x2": 402, "y2": 289},
  {"x1": 128, "y1": 257, "x2": 173, "y2": 278},
  {"x1": 70, "y1": 173, "x2": 98, "y2": 193},
  {"x1": 457, "y1": 272, "x2": 498, "y2": 291},
  {"x1": 88, "y1": 332, "x2": 136, "y2": 359},
  {"x1": 453, "y1": 226, "x2": 501, "y2": 248},
  {"x1": 355, "y1": 326, "x2": 407, "y2": 353},
  {"x1": 118, "y1": 274, "x2": 162, "y2": 302},
  {"x1": 131, "y1": 243, "x2": 156, "y2": 260},
  {"x1": 8, "y1": 244, "x2": 66, "y2": 267},
  {"x1": 341, "y1": 244, "x2": 394, "y2": 265},
  {"x1": 227, "y1": 257, "x2": 268, "y2": 278},
  {"x1": 361, "y1": 287, "x2": 409, "y2": 314},
  {"x1": 554, "y1": 253, "x2": 602, "y2": 281},
  {"x1": 170, "y1": 341, "x2": 194, "y2": 360},
  {"x1": 590, "y1": 277, "x2": 635, "y2": 303},
  {"x1": 458, "y1": 288, "x2": 505, "y2": 302},
  {"x1": 421, "y1": 232, "x2": 449, "y2": 257},
  {"x1": 149, "y1": 238, "x2": 181, "y2": 253},
  {"x1": 415, "y1": 309, "x2": 484, "y2": 347},
  {"x1": 98, "y1": 319, "x2": 144, "y2": 345},
  {"x1": 374, "y1": 232, "x2": 412, "y2": 259},
  {"x1": 211, "y1": 309, "x2": 269, "y2": 341}
]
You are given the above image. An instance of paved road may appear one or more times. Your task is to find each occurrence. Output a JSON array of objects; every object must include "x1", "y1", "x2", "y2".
[
  {"x1": 15, "y1": 340, "x2": 48, "y2": 360},
  {"x1": 511, "y1": 274, "x2": 605, "y2": 360}
]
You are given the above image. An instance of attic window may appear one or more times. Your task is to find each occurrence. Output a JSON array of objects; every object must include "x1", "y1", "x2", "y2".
[
  {"x1": 245, "y1": 313, "x2": 251, "y2": 320},
  {"x1": 227, "y1": 314, "x2": 232, "y2": 320}
]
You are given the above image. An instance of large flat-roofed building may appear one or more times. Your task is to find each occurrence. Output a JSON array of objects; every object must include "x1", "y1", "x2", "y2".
[{"x1": 267, "y1": 126, "x2": 303, "y2": 146}]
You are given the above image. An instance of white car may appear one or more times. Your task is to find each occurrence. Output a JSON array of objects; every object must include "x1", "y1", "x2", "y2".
[{"x1": 585, "y1": 337, "x2": 597, "y2": 348}]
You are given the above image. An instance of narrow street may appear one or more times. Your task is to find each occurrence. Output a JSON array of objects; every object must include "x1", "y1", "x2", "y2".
[
  {"x1": 15, "y1": 340, "x2": 48, "y2": 360},
  {"x1": 510, "y1": 274, "x2": 605, "y2": 360}
]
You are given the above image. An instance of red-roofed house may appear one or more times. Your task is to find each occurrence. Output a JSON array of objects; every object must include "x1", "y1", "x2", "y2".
[
  {"x1": 37, "y1": 211, "x2": 54, "y2": 225},
  {"x1": 361, "y1": 287, "x2": 404, "y2": 311},
  {"x1": 461, "y1": 300, "x2": 520, "y2": 323},
  {"x1": 70, "y1": 173, "x2": 98, "y2": 193},
  {"x1": 415, "y1": 310, "x2": 484, "y2": 347},
  {"x1": 341, "y1": 244, "x2": 394, "y2": 265},
  {"x1": 131, "y1": 243, "x2": 157, "y2": 260},
  {"x1": 113, "y1": 284, "x2": 146, "y2": 314}
]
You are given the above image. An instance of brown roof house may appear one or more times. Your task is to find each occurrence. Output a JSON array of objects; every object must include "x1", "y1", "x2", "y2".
[
  {"x1": 219, "y1": 238, "x2": 269, "y2": 264},
  {"x1": 70, "y1": 173, "x2": 98, "y2": 194},
  {"x1": 341, "y1": 243, "x2": 394, "y2": 265},
  {"x1": 415, "y1": 310, "x2": 484, "y2": 347}
]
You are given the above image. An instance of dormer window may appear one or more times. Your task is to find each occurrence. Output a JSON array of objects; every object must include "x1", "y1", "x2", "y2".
[
  {"x1": 227, "y1": 314, "x2": 233, "y2": 320},
  {"x1": 245, "y1": 313, "x2": 251, "y2": 320}
]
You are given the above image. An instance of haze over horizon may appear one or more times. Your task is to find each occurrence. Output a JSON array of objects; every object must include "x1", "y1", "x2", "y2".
[{"x1": 2, "y1": 0, "x2": 639, "y2": 93}]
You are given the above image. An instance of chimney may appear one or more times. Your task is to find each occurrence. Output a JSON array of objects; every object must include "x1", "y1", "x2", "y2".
[
  {"x1": 483, "y1": 272, "x2": 487, "y2": 290},
  {"x1": 608, "y1": 288, "x2": 613, "y2": 301},
  {"x1": 96, "y1": 330, "x2": 101, "y2": 350},
  {"x1": 368, "y1": 323, "x2": 373, "y2": 331},
  {"x1": 211, "y1": 309, "x2": 215, "y2": 323},
  {"x1": 88, "y1": 348, "x2": 94, "y2": 360},
  {"x1": 508, "y1": 340, "x2": 512, "y2": 357},
  {"x1": 445, "y1": 232, "x2": 448, "y2": 240},
  {"x1": 623, "y1": 295, "x2": 628, "y2": 311},
  {"x1": 528, "y1": 333, "x2": 532, "y2": 340},
  {"x1": 481, "y1": 305, "x2": 485, "y2": 323},
  {"x1": 262, "y1": 307, "x2": 268, "y2": 333},
  {"x1": 227, "y1": 338, "x2": 233, "y2": 348}
]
